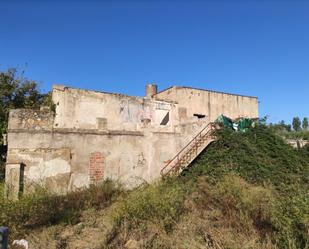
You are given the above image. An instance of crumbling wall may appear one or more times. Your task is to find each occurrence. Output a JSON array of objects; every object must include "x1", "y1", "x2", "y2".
[
  {"x1": 9, "y1": 109, "x2": 54, "y2": 130},
  {"x1": 6, "y1": 127, "x2": 193, "y2": 195},
  {"x1": 155, "y1": 87, "x2": 259, "y2": 122},
  {"x1": 52, "y1": 85, "x2": 176, "y2": 131},
  {"x1": 5, "y1": 85, "x2": 259, "y2": 198},
  {"x1": 6, "y1": 148, "x2": 71, "y2": 196},
  {"x1": 6, "y1": 110, "x2": 205, "y2": 198},
  {"x1": 286, "y1": 139, "x2": 308, "y2": 149}
]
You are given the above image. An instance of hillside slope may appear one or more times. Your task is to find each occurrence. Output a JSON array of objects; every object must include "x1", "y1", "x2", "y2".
[{"x1": 6, "y1": 125, "x2": 309, "y2": 249}]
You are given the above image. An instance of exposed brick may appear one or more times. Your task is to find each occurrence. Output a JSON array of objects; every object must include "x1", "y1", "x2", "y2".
[{"x1": 89, "y1": 152, "x2": 105, "y2": 183}]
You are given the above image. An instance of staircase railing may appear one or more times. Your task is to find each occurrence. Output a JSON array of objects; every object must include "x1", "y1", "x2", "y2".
[{"x1": 160, "y1": 122, "x2": 216, "y2": 177}]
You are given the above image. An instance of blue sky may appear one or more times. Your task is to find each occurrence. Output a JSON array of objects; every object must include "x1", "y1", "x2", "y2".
[{"x1": 1, "y1": 0, "x2": 308, "y2": 124}]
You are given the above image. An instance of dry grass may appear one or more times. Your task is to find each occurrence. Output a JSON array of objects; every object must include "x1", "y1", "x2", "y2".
[
  {"x1": 0, "y1": 180, "x2": 122, "y2": 241},
  {"x1": 15, "y1": 174, "x2": 303, "y2": 249},
  {"x1": 99, "y1": 175, "x2": 278, "y2": 249}
]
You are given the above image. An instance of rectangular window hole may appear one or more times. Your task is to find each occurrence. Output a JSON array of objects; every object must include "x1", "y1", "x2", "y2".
[
  {"x1": 160, "y1": 112, "x2": 170, "y2": 125},
  {"x1": 193, "y1": 114, "x2": 206, "y2": 119}
]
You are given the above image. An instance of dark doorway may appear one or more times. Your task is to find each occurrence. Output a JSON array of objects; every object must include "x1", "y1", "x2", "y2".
[{"x1": 19, "y1": 163, "x2": 25, "y2": 198}]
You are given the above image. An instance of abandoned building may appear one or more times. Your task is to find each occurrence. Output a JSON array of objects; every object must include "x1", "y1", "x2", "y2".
[{"x1": 5, "y1": 84, "x2": 259, "y2": 198}]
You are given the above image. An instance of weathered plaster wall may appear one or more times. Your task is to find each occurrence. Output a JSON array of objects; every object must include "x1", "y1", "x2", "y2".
[
  {"x1": 52, "y1": 85, "x2": 176, "y2": 132},
  {"x1": 6, "y1": 122, "x2": 204, "y2": 195},
  {"x1": 155, "y1": 87, "x2": 259, "y2": 122},
  {"x1": 7, "y1": 147, "x2": 71, "y2": 195},
  {"x1": 6, "y1": 106, "x2": 208, "y2": 196},
  {"x1": 5, "y1": 85, "x2": 259, "y2": 197}
]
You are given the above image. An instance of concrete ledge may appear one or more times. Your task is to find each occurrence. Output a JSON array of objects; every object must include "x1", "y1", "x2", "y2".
[{"x1": 7, "y1": 128, "x2": 144, "y2": 136}]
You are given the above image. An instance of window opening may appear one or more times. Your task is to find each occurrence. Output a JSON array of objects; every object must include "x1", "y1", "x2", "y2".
[
  {"x1": 160, "y1": 112, "x2": 170, "y2": 125},
  {"x1": 193, "y1": 114, "x2": 206, "y2": 119}
]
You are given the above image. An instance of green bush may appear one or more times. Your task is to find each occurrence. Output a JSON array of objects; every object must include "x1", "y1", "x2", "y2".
[{"x1": 189, "y1": 125, "x2": 309, "y2": 190}]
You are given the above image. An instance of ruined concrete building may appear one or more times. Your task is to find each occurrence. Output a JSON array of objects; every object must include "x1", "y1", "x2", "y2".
[{"x1": 5, "y1": 84, "x2": 258, "y2": 198}]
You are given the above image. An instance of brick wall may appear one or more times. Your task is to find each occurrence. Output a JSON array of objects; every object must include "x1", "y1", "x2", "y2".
[{"x1": 89, "y1": 152, "x2": 105, "y2": 183}]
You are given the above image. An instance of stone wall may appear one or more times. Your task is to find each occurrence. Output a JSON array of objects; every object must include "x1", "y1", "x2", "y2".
[
  {"x1": 9, "y1": 109, "x2": 54, "y2": 131},
  {"x1": 286, "y1": 139, "x2": 308, "y2": 149}
]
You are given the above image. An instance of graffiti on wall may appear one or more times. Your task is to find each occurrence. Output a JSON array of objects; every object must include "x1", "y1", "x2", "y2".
[
  {"x1": 133, "y1": 152, "x2": 146, "y2": 169},
  {"x1": 119, "y1": 99, "x2": 154, "y2": 123}
]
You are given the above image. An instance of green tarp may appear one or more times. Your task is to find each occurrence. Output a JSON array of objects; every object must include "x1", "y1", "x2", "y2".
[
  {"x1": 237, "y1": 118, "x2": 255, "y2": 132},
  {"x1": 216, "y1": 115, "x2": 255, "y2": 132},
  {"x1": 216, "y1": 115, "x2": 234, "y2": 130}
]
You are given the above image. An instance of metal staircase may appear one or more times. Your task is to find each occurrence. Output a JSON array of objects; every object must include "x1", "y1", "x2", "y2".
[{"x1": 160, "y1": 122, "x2": 216, "y2": 177}]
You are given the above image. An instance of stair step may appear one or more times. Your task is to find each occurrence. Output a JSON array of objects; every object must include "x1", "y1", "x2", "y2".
[{"x1": 161, "y1": 123, "x2": 217, "y2": 176}]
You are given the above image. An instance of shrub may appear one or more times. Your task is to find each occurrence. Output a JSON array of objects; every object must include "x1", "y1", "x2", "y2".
[
  {"x1": 106, "y1": 178, "x2": 186, "y2": 248},
  {"x1": 271, "y1": 190, "x2": 309, "y2": 249},
  {"x1": 211, "y1": 175, "x2": 274, "y2": 231},
  {"x1": 114, "y1": 179, "x2": 185, "y2": 233}
]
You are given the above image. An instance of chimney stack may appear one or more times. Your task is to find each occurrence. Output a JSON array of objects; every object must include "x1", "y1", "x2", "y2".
[{"x1": 145, "y1": 83, "x2": 157, "y2": 98}]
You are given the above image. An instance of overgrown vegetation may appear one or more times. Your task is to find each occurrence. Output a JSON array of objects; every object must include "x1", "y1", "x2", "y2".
[
  {"x1": 105, "y1": 125, "x2": 308, "y2": 249},
  {"x1": 1, "y1": 124, "x2": 308, "y2": 249},
  {"x1": 189, "y1": 125, "x2": 309, "y2": 189},
  {"x1": 107, "y1": 179, "x2": 187, "y2": 248},
  {"x1": 185, "y1": 125, "x2": 309, "y2": 249},
  {"x1": 0, "y1": 180, "x2": 122, "y2": 240}
]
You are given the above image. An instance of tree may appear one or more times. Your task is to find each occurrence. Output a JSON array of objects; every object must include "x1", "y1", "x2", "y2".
[
  {"x1": 278, "y1": 120, "x2": 291, "y2": 131},
  {"x1": 0, "y1": 68, "x2": 46, "y2": 180},
  {"x1": 292, "y1": 117, "x2": 301, "y2": 132},
  {"x1": 303, "y1": 117, "x2": 309, "y2": 130},
  {"x1": 269, "y1": 120, "x2": 291, "y2": 133}
]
